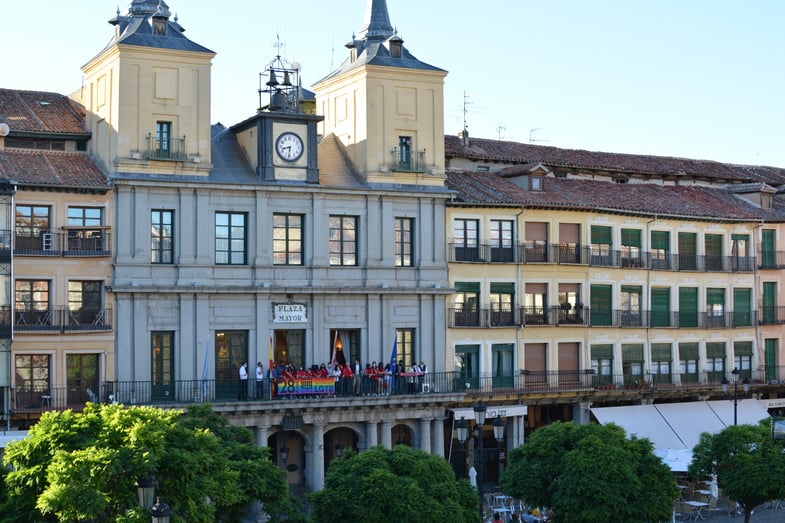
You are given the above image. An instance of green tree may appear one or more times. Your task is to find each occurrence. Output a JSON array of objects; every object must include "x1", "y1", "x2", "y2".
[
  {"x1": 500, "y1": 421, "x2": 677, "y2": 523},
  {"x1": 689, "y1": 422, "x2": 785, "y2": 523},
  {"x1": 310, "y1": 445, "x2": 479, "y2": 523},
  {"x1": 0, "y1": 403, "x2": 301, "y2": 523}
]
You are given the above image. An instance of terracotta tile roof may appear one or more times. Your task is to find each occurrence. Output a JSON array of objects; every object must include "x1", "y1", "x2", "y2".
[
  {"x1": 0, "y1": 149, "x2": 108, "y2": 190},
  {"x1": 445, "y1": 135, "x2": 785, "y2": 184},
  {"x1": 445, "y1": 170, "x2": 785, "y2": 222},
  {"x1": 0, "y1": 89, "x2": 89, "y2": 135}
]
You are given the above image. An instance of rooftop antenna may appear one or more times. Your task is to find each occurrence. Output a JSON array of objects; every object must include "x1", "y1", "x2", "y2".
[
  {"x1": 497, "y1": 124, "x2": 506, "y2": 140},
  {"x1": 463, "y1": 91, "x2": 473, "y2": 136},
  {"x1": 529, "y1": 127, "x2": 549, "y2": 144}
]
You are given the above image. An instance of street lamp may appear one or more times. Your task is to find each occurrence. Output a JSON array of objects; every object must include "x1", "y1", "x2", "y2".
[
  {"x1": 721, "y1": 367, "x2": 751, "y2": 425},
  {"x1": 280, "y1": 445, "x2": 290, "y2": 466},
  {"x1": 493, "y1": 416, "x2": 505, "y2": 477},
  {"x1": 335, "y1": 442, "x2": 344, "y2": 458},
  {"x1": 150, "y1": 497, "x2": 172, "y2": 523},
  {"x1": 135, "y1": 475, "x2": 158, "y2": 511}
]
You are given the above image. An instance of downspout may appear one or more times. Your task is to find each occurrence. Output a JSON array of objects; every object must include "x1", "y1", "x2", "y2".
[
  {"x1": 753, "y1": 221, "x2": 764, "y2": 377},
  {"x1": 644, "y1": 215, "x2": 657, "y2": 386},
  {"x1": 515, "y1": 205, "x2": 525, "y2": 448}
]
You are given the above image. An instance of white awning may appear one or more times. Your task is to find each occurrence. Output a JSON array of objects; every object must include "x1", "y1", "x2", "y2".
[{"x1": 591, "y1": 400, "x2": 771, "y2": 453}]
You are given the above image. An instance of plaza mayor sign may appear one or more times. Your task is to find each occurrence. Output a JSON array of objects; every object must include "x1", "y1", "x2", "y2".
[{"x1": 274, "y1": 303, "x2": 308, "y2": 323}]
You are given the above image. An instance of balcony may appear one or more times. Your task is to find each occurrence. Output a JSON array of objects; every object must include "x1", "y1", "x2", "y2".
[
  {"x1": 0, "y1": 229, "x2": 10, "y2": 262},
  {"x1": 15, "y1": 229, "x2": 111, "y2": 257},
  {"x1": 758, "y1": 250, "x2": 785, "y2": 269},
  {"x1": 145, "y1": 134, "x2": 188, "y2": 161},
  {"x1": 448, "y1": 307, "x2": 520, "y2": 328},
  {"x1": 14, "y1": 307, "x2": 113, "y2": 333},
  {"x1": 447, "y1": 241, "x2": 757, "y2": 272},
  {"x1": 759, "y1": 306, "x2": 785, "y2": 325},
  {"x1": 389, "y1": 147, "x2": 428, "y2": 173}
]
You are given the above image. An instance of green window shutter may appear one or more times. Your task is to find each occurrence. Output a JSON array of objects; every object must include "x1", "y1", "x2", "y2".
[
  {"x1": 733, "y1": 341, "x2": 753, "y2": 356},
  {"x1": 621, "y1": 229, "x2": 641, "y2": 247},
  {"x1": 591, "y1": 344, "x2": 613, "y2": 360},
  {"x1": 651, "y1": 288, "x2": 671, "y2": 327},
  {"x1": 765, "y1": 339, "x2": 777, "y2": 382},
  {"x1": 679, "y1": 343, "x2": 699, "y2": 360},
  {"x1": 622, "y1": 344, "x2": 644, "y2": 362},
  {"x1": 763, "y1": 282, "x2": 777, "y2": 323},
  {"x1": 705, "y1": 234, "x2": 723, "y2": 257},
  {"x1": 679, "y1": 287, "x2": 698, "y2": 327},
  {"x1": 490, "y1": 282, "x2": 515, "y2": 294},
  {"x1": 733, "y1": 288, "x2": 751, "y2": 326},
  {"x1": 731, "y1": 234, "x2": 748, "y2": 241},
  {"x1": 651, "y1": 343, "x2": 672, "y2": 361},
  {"x1": 456, "y1": 344, "x2": 480, "y2": 353},
  {"x1": 455, "y1": 282, "x2": 480, "y2": 293},
  {"x1": 651, "y1": 230, "x2": 669, "y2": 250},
  {"x1": 706, "y1": 342, "x2": 726, "y2": 359},
  {"x1": 761, "y1": 230, "x2": 776, "y2": 267},
  {"x1": 706, "y1": 288, "x2": 725, "y2": 305},
  {"x1": 590, "y1": 284, "x2": 612, "y2": 326},
  {"x1": 679, "y1": 233, "x2": 697, "y2": 255},
  {"x1": 621, "y1": 285, "x2": 642, "y2": 295},
  {"x1": 591, "y1": 225, "x2": 612, "y2": 245}
]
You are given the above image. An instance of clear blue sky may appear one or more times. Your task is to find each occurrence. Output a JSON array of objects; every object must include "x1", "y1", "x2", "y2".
[{"x1": 5, "y1": 1, "x2": 784, "y2": 167}]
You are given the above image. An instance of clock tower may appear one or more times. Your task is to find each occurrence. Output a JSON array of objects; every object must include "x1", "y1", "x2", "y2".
[{"x1": 231, "y1": 56, "x2": 322, "y2": 183}]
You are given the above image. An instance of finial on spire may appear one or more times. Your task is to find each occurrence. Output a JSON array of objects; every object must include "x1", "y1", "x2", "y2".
[{"x1": 358, "y1": 0, "x2": 394, "y2": 41}]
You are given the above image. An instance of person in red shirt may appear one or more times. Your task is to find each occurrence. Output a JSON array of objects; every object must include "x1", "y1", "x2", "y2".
[{"x1": 341, "y1": 362, "x2": 353, "y2": 396}]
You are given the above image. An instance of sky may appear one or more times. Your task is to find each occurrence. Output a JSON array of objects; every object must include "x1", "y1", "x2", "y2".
[{"x1": 4, "y1": 1, "x2": 784, "y2": 167}]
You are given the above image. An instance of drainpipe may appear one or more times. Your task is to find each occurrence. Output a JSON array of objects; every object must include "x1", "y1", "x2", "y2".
[
  {"x1": 645, "y1": 215, "x2": 657, "y2": 383},
  {"x1": 753, "y1": 221, "x2": 764, "y2": 376}
]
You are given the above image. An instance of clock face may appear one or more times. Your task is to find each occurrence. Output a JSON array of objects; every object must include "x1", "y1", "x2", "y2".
[{"x1": 276, "y1": 132, "x2": 304, "y2": 162}]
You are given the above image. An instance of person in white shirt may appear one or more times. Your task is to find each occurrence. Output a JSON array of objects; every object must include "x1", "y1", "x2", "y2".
[
  {"x1": 255, "y1": 362, "x2": 264, "y2": 399},
  {"x1": 238, "y1": 362, "x2": 248, "y2": 400}
]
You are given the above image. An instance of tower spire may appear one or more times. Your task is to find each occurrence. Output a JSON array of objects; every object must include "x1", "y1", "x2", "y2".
[{"x1": 357, "y1": 0, "x2": 394, "y2": 41}]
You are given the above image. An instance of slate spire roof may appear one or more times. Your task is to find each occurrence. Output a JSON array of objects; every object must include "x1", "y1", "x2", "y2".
[{"x1": 314, "y1": 0, "x2": 444, "y2": 84}]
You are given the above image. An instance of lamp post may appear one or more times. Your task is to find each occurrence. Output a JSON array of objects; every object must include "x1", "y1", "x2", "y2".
[
  {"x1": 135, "y1": 475, "x2": 157, "y2": 512},
  {"x1": 150, "y1": 497, "x2": 172, "y2": 523},
  {"x1": 721, "y1": 367, "x2": 751, "y2": 425},
  {"x1": 457, "y1": 402, "x2": 488, "y2": 516},
  {"x1": 335, "y1": 442, "x2": 344, "y2": 458},
  {"x1": 493, "y1": 416, "x2": 505, "y2": 477}
]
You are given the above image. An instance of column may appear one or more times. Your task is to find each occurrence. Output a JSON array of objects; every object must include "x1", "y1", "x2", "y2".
[
  {"x1": 255, "y1": 425, "x2": 267, "y2": 448},
  {"x1": 310, "y1": 423, "x2": 325, "y2": 491},
  {"x1": 419, "y1": 417, "x2": 432, "y2": 453},
  {"x1": 432, "y1": 416, "x2": 445, "y2": 457},
  {"x1": 380, "y1": 420, "x2": 392, "y2": 449},
  {"x1": 366, "y1": 420, "x2": 378, "y2": 449}
]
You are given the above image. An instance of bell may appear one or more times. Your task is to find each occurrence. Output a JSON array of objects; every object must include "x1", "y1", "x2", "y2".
[
  {"x1": 266, "y1": 70, "x2": 279, "y2": 87},
  {"x1": 282, "y1": 71, "x2": 292, "y2": 86}
]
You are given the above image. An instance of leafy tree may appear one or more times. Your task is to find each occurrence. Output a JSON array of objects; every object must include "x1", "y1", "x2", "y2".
[
  {"x1": 689, "y1": 422, "x2": 785, "y2": 523},
  {"x1": 310, "y1": 444, "x2": 479, "y2": 523},
  {"x1": 0, "y1": 403, "x2": 301, "y2": 522},
  {"x1": 500, "y1": 421, "x2": 677, "y2": 523}
]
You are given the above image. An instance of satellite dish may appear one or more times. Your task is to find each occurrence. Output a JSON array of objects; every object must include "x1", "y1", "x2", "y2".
[{"x1": 0, "y1": 123, "x2": 9, "y2": 137}]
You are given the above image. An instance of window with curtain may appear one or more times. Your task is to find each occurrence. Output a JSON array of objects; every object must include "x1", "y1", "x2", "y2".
[
  {"x1": 620, "y1": 285, "x2": 642, "y2": 326},
  {"x1": 489, "y1": 282, "x2": 515, "y2": 326},
  {"x1": 621, "y1": 228, "x2": 642, "y2": 267},
  {"x1": 524, "y1": 221, "x2": 548, "y2": 262},
  {"x1": 622, "y1": 344, "x2": 644, "y2": 385},
  {"x1": 455, "y1": 344, "x2": 480, "y2": 388},
  {"x1": 706, "y1": 288, "x2": 726, "y2": 326},
  {"x1": 679, "y1": 343, "x2": 699, "y2": 383},
  {"x1": 650, "y1": 343, "x2": 672, "y2": 383},
  {"x1": 492, "y1": 343, "x2": 514, "y2": 388},
  {"x1": 524, "y1": 282, "x2": 547, "y2": 325},
  {"x1": 558, "y1": 223, "x2": 581, "y2": 264},
  {"x1": 454, "y1": 282, "x2": 480, "y2": 326},
  {"x1": 733, "y1": 341, "x2": 753, "y2": 381},
  {"x1": 591, "y1": 344, "x2": 613, "y2": 386},
  {"x1": 651, "y1": 230, "x2": 670, "y2": 269},
  {"x1": 731, "y1": 234, "x2": 749, "y2": 270}
]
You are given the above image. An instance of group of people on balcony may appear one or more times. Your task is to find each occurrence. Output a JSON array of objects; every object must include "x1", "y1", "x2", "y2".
[{"x1": 238, "y1": 359, "x2": 428, "y2": 400}]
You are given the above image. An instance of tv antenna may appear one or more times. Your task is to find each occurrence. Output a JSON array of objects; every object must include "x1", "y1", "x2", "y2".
[
  {"x1": 529, "y1": 127, "x2": 549, "y2": 143},
  {"x1": 462, "y1": 91, "x2": 473, "y2": 136},
  {"x1": 497, "y1": 124, "x2": 507, "y2": 140}
]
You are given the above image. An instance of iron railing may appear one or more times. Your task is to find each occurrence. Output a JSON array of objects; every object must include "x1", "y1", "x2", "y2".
[
  {"x1": 448, "y1": 242, "x2": 756, "y2": 272},
  {"x1": 389, "y1": 147, "x2": 428, "y2": 173},
  {"x1": 145, "y1": 134, "x2": 188, "y2": 161},
  {"x1": 14, "y1": 307, "x2": 112, "y2": 332},
  {"x1": 14, "y1": 230, "x2": 111, "y2": 257}
]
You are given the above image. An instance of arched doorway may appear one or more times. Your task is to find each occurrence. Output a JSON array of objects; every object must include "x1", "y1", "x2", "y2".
[
  {"x1": 325, "y1": 426, "x2": 358, "y2": 470},
  {"x1": 392, "y1": 423, "x2": 413, "y2": 447},
  {"x1": 270, "y1": 430, "x2": 306, "y2": 489}
]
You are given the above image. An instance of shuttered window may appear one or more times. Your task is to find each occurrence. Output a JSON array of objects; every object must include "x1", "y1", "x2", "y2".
[
  {"x1": 733, "y1": 288, "x2": 752, "y2": 326},
  {"x1": 591, "y1": 225, "x2": 612, "y2": 245},
  {"x1": 590, "y1": 284, "x2": 612, "y2": 326},
  {"x1": 651, "y1": 287, "x2": 671, "y2": 327},
  {"x1": 761, "y1": 230, "x2": 776, "y2": 268},
  {"x1": 651, "y1": 343, "x2": 672, "y2": 361},
  {"x1": 679, "y1": 287, "x2": 698, "y2": 327},
  {"x1": 651, "y1": 230, "x2": 670, "y2": 250},
  {"x1": 679, "y1": 232, "x2": 697, "y2": 270},
  {"x1": 621, "y1": 229, "x2": 641, "y2": 247}
]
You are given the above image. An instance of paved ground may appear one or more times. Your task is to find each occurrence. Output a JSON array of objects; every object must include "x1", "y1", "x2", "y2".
[{"x1": 682, "y1": 503, "x2": 785, "y2": 521}]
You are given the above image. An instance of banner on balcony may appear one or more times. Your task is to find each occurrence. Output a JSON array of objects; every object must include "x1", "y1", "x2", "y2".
[{"x1": 276, "y1": 377, "x2": 335, "y2": 396}]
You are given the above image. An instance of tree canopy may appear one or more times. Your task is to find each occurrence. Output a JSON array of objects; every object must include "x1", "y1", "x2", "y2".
[
  {"x1": 689, "y1": 421, "x2": 785, "y2": 523},
  {"x1": 500, "y1": 421, "x2": 677, "y2": 523},
  {"x1": 310, "y1": 444, "x2": 479, "y2": 523},
  {"x1": 0, "y1": 403, "x2": 301, "y2": 523}
]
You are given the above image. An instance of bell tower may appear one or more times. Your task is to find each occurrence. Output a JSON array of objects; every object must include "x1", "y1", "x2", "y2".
[
  {"x1": 312, "y1": 0, "x2": 447, "y2": 187},
  {"x1": 78, "y1": 1, "x2": 215, "y2": 176}
]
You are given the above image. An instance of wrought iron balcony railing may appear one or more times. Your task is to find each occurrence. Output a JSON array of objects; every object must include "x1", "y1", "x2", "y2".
[
  {"x1": 14, "y1": 307, "x2": 112, "y2": 333},
  {"x1": 145, "y1": 134, "x2": 188, "y2": 161},
  {"x1": 14, "y1": 229, "x2": 111, "y2": 257}
]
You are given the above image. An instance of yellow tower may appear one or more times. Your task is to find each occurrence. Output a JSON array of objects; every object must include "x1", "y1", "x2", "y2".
[
  {"x1": 312, "y1": 0, "x2": 447, "y2": 187},
  {"x1": 77, "y1": 1, "x2": 215, "y2": 176}
]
